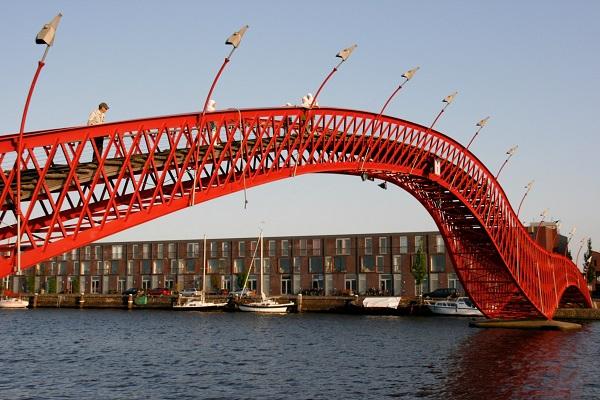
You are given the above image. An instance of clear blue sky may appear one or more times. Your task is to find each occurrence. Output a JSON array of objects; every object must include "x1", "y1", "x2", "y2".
[{"x1": 1, "y1": 1, "x2": 598, "y2": 268}]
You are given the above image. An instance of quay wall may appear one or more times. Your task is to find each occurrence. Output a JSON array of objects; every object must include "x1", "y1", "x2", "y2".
[{"x1": 21, "y1": 295, "x2": 600, "y2": 319}]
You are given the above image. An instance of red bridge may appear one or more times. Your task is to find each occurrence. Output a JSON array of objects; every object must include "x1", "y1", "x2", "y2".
[{"x1": 0, "y1": 106, "x2": 592, "y2": 319}]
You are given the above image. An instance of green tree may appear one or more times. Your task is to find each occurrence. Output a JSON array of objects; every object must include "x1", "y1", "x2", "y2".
[
  {"x1": 47, "y1": 277, "x2": 57, "y2": 294},
  {"x1": 583, "y1": 238, "x2": 595, "y2": 285},
  {"x1": 236, "y1": 270, "x2": 249, "y2": 290},
  {"x1": 411, "y1": 247, "x2": 427, "y2": 296}
]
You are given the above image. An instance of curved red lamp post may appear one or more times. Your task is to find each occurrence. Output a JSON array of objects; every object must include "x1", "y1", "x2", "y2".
[
  {"x1": 516, "y1": 180, "x2": 535, "y2": 218},
  {"x1": 495, "y1": 145, "x2": 518, "y2": 180},
  {"x1": 360, "y1": 66, "x2": 419, "y2": 173},
  {"x1": 16, "y1": 13, "x2": 62, "y2": 274},
  {"x1": 309, "y1": 44, "x2": 357, "y2": 109},
  {"x1": 190, "y1": 25, "x2": 249, "y2": 206}
]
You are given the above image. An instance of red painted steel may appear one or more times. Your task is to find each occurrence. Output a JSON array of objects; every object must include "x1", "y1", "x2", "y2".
[{"x1": 0, "y1": 106, "x2": 592, "y2": 319}]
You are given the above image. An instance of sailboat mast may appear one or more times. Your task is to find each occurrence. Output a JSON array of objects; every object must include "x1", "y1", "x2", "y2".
[
  {"x1": 202, "y1": 234, "x2": 207, "y2": 303},
  {"x1": 260, "y1": 230, "x2": 265, "y2": 300}
]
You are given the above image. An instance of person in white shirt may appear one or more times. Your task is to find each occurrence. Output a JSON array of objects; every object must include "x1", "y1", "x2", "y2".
[{"x1": 87, "y1": 102, "x2": 109, "y2": 162}]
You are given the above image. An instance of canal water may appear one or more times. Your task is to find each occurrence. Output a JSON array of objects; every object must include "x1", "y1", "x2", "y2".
[{"x1": 1, "y1": 310, "x2": 598, "y2": 399}]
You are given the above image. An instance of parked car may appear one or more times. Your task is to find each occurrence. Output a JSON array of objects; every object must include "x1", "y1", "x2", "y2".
[
  {"x1": 122, "y1": 288, "x2": 142, "y2": 296},
  {"x1": 147, "y1": 287, "x2": 172, "y2": 296},
  {"x1": 228, "y1": 289, "x2": 254, "y2": 298},
  {"x1": 180, "y1": 288, "x2": 202, "y2": 297},
  {"x1": 422, "y1": 288, "x2": 459, "y2": 299}
]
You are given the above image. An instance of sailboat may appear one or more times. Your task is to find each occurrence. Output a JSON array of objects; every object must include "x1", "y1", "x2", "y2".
[
  {"x1": 0, "y1": 296, "x2": 29, "y2": 309},
  {"x1": 173, "y1": 235, "x2": 227, "y2": 311},
  {"x1": 238, "y1": 230, "x2": 294, "y2": 313}
]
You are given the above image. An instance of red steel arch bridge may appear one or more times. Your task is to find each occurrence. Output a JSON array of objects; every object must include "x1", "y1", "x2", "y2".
[{"x1": 0, "y1": 106, "x2": 592, "y2": 319}]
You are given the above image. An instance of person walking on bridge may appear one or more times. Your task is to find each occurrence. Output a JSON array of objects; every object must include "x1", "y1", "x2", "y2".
[{"x1": 87, "y1": 102, "x2": 109, "y2": 162}]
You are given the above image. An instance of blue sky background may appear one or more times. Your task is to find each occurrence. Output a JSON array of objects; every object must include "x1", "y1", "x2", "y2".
[{"x1": 1, "y1": 1, "x2": 598, "y2": 268}]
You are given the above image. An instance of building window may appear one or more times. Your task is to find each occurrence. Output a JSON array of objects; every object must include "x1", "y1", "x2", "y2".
[
  {"x1": 59, "y1": 262, "x2": 68, "y2": 275},
  {"x1": 111, "y1": 260, "x2": 119, "y2": 275},
  {"x1": 399, "y1": 236, "x2": 408, "y2": 254},
  {"x1": 415, "y1": 235, "x2": 425, "y2": 252},
  {"x1": 379, "y1": 237, "x2": 389, "y2": 254},
  {"x1": 170, "y1": 259, "x2": 179, "y2": 274},
  {"x1": 379, "y1": 274, "x2": 392, "y2": 294},
  {"x1": 156, "y1": 243, "x2": 164, "y2": 259},
  {"x1": 293, "y1": 257, "x2": 302, "y2": 273},
  {"x1": 233, "y1": 259, "x2": 245, "y2": 274},
  {"x1": 281, "y1": 240, "x2": 290, "y2": 257},
  {"x1": 279, "y1": 258, "x2": 291, "y2": 274},
  {"x1": 81, "y1": 261, "x2": 90, "y2": 275},
  {"x1": 345, "y1": 277, "x2": 357, "y2": 293},
  {"x1": 142, "y1": 276, "x2": 150, "y2": 290},
  {"x1": 112, "y1": 245, "x2": 124, "y2": 260},
  {"x1": 187, "y1": 242, "x2": 199, "y2": 258},
  {"x1": 309, "y1": 256, "x2": 323, "y2": 273},
  {"x1": 142, "y1": 244, "x2": 150, "y2": 259},
  {"x1": 312, "y1": 239, "x2": 321, "y2": 256},
  {"x1": 142, "y1": 260, "x2": 152, "y2": 275},
  {"x1": 168, "y1": 243, "x2": 177, "y2": 258},
  {"x1": 238, "y1": 241, "x2": 246, "y2": 257},
  {"x1": 127, "y1": 261, "x2": 134, "y2": 275},
  {"x1": 434, "y1": 235, "x2": 445, "y2": 253},
  {"x1": 210, "y1": 241, "x2": 218, "y2": 258},
  {"x1": 154, "y1": 260, "x2": 164, "y2": 274},
  {"x1": 263, "y1": 258, "x2": 271, "y2": 274},
  {"x1": 186, "y1": 259, "x2": 195, "y2": 273},
  {"x1": 268, "y1": 240, "x2": 276, "y2": 257},
  {"x1": 361, "y1": 256, "x2": 375, "y2": 272},
  {"x1": 132, "y1": 244, "x2": 140, "y2": 259},
  {"x1": 376, "y1": 255, "x2": 384, "y2": 273},
  {"x1": 91, "y1": 277, "x2": 100, "y2": 294},
  {"x1": 365, "y1": 237, "x2": 373, "y2": 255},
  {"x1": 208, "y1": 259, "x2": 220, "y2": 274},
  {"x1": 281, "y1": 276, "x2": 291, "y2": 294},
  {"x1": 94, "y1": 246, "x2": 102, "y2": 260},
  {"x1": 430, "y1": 254, "x2": 446, "y2": 272},
  {"x1": 335, "y1": 238, "x2": 351, "y2": 255},
  {"x1": 312, "y1": 274, "x2": 324, "y2": 289},
  {"x1": 83, "y1": 246, "x2": 91, "y2": 260},
  {"x1": 299, "y1": 239, "x2": 307, "y2": 256},
  {"x1": 221, "y1": 242, "x2": 230, "y2": 258},
  {"x1": 118, "y1": 279, "x2": 126, "y2": 293},
  {"x1": 392, "y1": 255, "x2": 402, "y2": 273}
]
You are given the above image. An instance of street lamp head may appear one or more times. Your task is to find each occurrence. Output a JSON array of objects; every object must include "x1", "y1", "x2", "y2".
[
  {"x1": 402, "y1": 66, "x2": 420, "y2": 80},
  {"x1": 35, "y1": 13, "x2": 63, "y2": 46},
  {"x1": 225, "y1": 25, "x2": 249, "y2": 48},
  {"x1": 476, "y1": 116, "x2": 490, "y2": 127},
  {"x1": 525, "y1": 180, "x2": 535, "y2": 190},
  {"x1": 506, "y1": 145, "x2": 518, "y2": 156},
  {"x1": 443, "y1": 91, "x2": 458, "y2": 104},
  {"x1": 336, "y1": 44, "x2": 357, "y2": 61}
]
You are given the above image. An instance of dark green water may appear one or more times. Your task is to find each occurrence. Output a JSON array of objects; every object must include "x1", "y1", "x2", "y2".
[{"x1": 1, "y1": 310, "x2": 598, "y2": 399}]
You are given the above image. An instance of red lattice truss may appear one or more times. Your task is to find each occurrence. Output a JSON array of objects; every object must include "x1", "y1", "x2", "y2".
[{"x1": 0, "y1": 107, "x2": 592, "y2": 319}]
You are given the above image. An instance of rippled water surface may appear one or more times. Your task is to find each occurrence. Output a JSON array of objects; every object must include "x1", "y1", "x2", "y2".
[{"x1": 1, "y1": 309, "x2": 598, "y2": 399}]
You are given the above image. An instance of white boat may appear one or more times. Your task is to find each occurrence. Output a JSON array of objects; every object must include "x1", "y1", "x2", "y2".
[
  {"x1": 427, "y1": 297, "x2": 483, "y2": 317},
  {"x1": 238, "y1": 298, "x2": 294, "y2": 313},
  {"x1": 0, "y1": 297, "x2": 29, "y2": 309},
  {"x1": 238, "y1": 230, "x2": 294, "y2": 314},
  {"x1": 173, "y1": 235, "x2": 227, "y2": 311},
  {"x1": 173, "y1": 298, "x2": 227, "y2": 311}
]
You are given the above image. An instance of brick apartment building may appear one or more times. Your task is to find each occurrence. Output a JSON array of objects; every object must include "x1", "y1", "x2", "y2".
[{"x1": 6, "y1": 231, "x2": 459, "y2": 298}]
